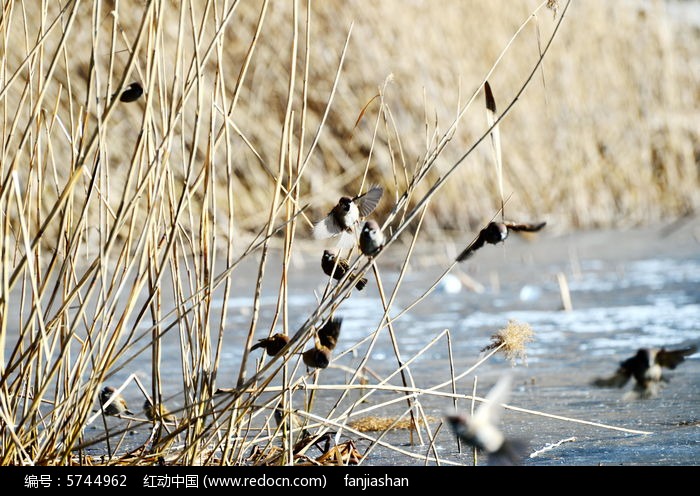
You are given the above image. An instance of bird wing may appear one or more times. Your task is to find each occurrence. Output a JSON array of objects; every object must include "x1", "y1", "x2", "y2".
[
  {"x1": 336, "y1": 229, "x2": 358, "y2": 249},
  {"x1": 313, "y1": 214, "x2": 345, "y2": 239},
  {"x1": 657, "y1": 345, "x2": 697, "y2": 369},
  {"x1": 318, "y1": 318, "x2": 342, "y2": 350},
  {"x1": 474, "y1": 374, "x2": 512, "y2": 427},
  {"x1": 355, "y1": 186, "x2": 383, "y2": 218},
  {"x1": 504, "y1": 221, "x2": 547, "y2": 232},
  {"x1": 487, "y1": 439, "x2": 529, "y2": 466},
  {"x1": 592, "y1": 365, "x2": 632, "y2": 388},
  {"x1": 456, "y1": 231, "x2": 487, "y2": 262}
]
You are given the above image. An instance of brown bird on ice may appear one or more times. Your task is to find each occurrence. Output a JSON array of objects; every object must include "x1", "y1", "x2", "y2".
[
  {"x1": 592, "y1": 345, "x2": 697, "y2": 398},
  {"x1": 456, "y1": 220, "x2": 546, "y2": 262},
  {"x1": 143, "y1": 398, "x2": 177, "y2": 423},
  {"x1": 274, "y1": 406, "x2": 308, "y2": 442},
  {"x1": 99, "y1": 386, "x2": 133, "y2": 416}
]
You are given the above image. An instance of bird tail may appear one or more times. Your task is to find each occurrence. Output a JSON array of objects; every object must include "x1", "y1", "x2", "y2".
[
  {"x1": 489, "y1": 439, "x2": 529, "y2": 466},
  {"x1": 456, "y1": 249, "x2": 474, "y2": 263},
  {"x1": 592, "y1": 371, "x2": 630, "y2": 388}
]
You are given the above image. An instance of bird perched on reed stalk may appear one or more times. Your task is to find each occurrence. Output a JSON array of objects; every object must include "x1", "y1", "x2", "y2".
[
  {"x1": 313, "y1": 186, "x2": 383, "y2": 242},
  {"x1": 118, "y1": 82, "x2": 143, "y2": 102},
  {"x1": 445, "y1": 374, "x2": 527, "y2": 465},
  {"x1": 321, "y1": 250, "x2": 367, "y2": 290},
  {"x1": 456, "y1": 220, "x2": 546, "y2": 262},
  {"x1": 99, "y1": 386, "x2": 133, "y2": 416},
  {"x1": 592, "y1": 345, "x2": 697, "y2": 398},
  {"x1": 143, "y1": 398, "x2": 177, "y2": 423},
  {"x1": 302, "y1": 345, "x2": 332, "y2": 369},
  {"x1": 359, "y1": 220, "x2": 385, "y2": 257},
  {"x1": 250, "y1": 333, "x2": 290, "y2": 357}
]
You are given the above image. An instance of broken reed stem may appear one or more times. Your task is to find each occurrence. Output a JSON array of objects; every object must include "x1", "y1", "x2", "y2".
[
  {"x1": 424, "y1": 421, "x2": 443, "y2": 467},
  {"x1": 446, "y1": 331, "x2": 461, "y2": 454},
  {"x1": 471, "y1": 376, "x2": 478, "y2": 466},
  {"x1": 529, "y1": 437, "x2": 577, "y2": 458},
  {"x1": 557, "y1": 272, "x2": 573, "y2": 311}
]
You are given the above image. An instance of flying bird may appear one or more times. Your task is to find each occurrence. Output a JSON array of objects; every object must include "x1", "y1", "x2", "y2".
[
  {"x1": 445, "y1": 374, "x2": 527, "y2": 466},
  {"x1": 321, "y1": 250, "x2": 367, "y2": 290},
  {"x1": 593, "y1": 345, "x2": 697, "y2": 398},
  {"x1": 313, "y1": 186, "x2": 383, "y2": 240},
  {"x1": 456, "y1": 220, "x2": 546, "y2": 262},
  {"x1": 318, "y1": 317, "x2": 342, "y2": 351},
  {"x1": 250, "y1": 333, "x2": 290, "y2": 357},
  {"x1": 359, "y1": 219, "x2": 385, "y2": 257},
  {"x1": 99, "y1": 386, "x2": 133, "y2": 416}
]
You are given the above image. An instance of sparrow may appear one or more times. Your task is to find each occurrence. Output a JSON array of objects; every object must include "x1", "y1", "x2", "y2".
[
  {"x1": 250, "y1": 333, "x2": 290, "y2": 357},
  {"x1": 273, "y1": 407, "x2": 333, "y2": 453},
  {"x1": 359, "y1": 220, "x2": 385, "y2": 257},
  {"x1": 321, "y1": 250, "x2": 367, "y2": 290},
  {"x1": 143, "y1": 398, "x2": 177, "y2": 423},
  {"x1": 445, "y1": 374, "x2": 527, "y2": 466},
  {"x1": 99, "y1": 386, "x2": 133, "y2": 416},
  {"x1": 302, "y1": 345, "x2": 332, "y2": 369},
  {"x1": 118, "y1": 82, "x2": 143, "y2": 102},
  {"x1": 274, "y1": 406, "x2": 308, "y2": 441},
  {"x1": 592, "y1": 345, "x2": 697, "y2": 398},
  {"x1": 318, "y1": 317, "x2": 342, "y2": 351},
  {"x1": 313, "y1": 186, "x2": 383, "y2": 240},
  {"x1": 456, "y1": 220, "x2": 546, "y2": 262}
]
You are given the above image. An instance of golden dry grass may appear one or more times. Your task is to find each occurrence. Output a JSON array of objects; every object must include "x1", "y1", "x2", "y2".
[{"x1": 349, "y1": 415, "x2": 439, "y2": 432}]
